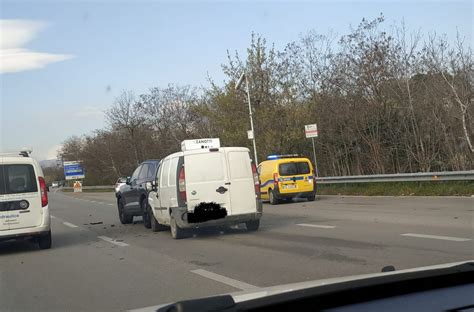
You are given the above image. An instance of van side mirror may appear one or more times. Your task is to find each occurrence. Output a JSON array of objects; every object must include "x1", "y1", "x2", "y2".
[
  {"x1": 126, "y1": 176, "x2": 131, "y2": 185},
  {"x1": 151, "y1": 180, "x2": 158, "y2": 191}
]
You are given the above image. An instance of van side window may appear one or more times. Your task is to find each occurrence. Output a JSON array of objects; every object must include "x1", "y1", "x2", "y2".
[
  {"x1": 169, "y1": 157, "x2": 178, "y2": 186},
  {"x1": 155, "y1": 165, "x2": 161, "y2": 186},
  {"x1": 160, "y1": 160, "x2": 170, "y2": 187}
]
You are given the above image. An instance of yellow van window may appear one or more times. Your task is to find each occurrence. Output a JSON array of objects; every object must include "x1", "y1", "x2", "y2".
[{"x1": 279, "y1": 162, "x2": 310, "y2": 176}]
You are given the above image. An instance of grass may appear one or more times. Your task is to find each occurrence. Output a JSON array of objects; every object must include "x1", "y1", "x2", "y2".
[{"x1": 317, "y1": 181, "x2": 474, "y2": 196}]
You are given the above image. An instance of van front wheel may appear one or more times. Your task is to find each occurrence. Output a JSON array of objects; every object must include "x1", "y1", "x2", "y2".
[
  {"x1": 150, "y1": 208, "x2": 166, "y2": 232},
  {"x1": 170, "y1": 216, "x2": 185, "y2": 239}
]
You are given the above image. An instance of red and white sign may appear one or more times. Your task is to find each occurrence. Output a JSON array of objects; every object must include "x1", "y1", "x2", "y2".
[
  {"x1": 73, "y1": 181, "x2": 82, "y2": 193},
  {"x1": 305, "y1": 124, "x2": 318, "y2": 138}
]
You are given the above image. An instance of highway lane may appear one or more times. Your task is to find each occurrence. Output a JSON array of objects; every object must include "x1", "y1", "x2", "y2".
[{"x1": 0, "y1": 191, "x2": 472, "y2": 311}]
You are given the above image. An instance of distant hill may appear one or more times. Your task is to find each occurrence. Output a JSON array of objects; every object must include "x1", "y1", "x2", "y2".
[{"x1": 40, "y1": 159, "x2": 62, "y2": 168}]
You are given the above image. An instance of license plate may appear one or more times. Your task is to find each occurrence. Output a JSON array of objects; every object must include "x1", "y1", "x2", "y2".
[{"x1": 283, "y1": 184, "x2": 296, "y2": 189}]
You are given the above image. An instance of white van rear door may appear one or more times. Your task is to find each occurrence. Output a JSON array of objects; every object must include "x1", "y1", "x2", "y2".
[
  {"x1": 225, "y1": 149, "x2": 257, "y2": 216},
  {"x1": 185, "y1": 151, "x2": 231, "y2": 213},
  {"x1": 0, "y1": 163, "x2": 43, "y2": 231}
]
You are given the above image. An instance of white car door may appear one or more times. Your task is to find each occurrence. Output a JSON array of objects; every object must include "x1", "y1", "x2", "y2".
[
  {"x1": 0, "y1": 163, "x2": 44, "y2": 231},
  {"x1": 184, "y1": 150, "x2": 231, "y2": 213},
  {"x1": 158, "y1": 158, "x2": 171, "y2": 221},
  {"x1": 225, "y1": 149, "x2": 257, "y2": 216}
]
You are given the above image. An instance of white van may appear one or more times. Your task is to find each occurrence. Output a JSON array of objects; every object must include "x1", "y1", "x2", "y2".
[
  {"x1": 0, "y1": 150, "x2": 52, "y2": 249},
  {"x1": 147, "y1": 139, "x2": 262, "y2": 239}
]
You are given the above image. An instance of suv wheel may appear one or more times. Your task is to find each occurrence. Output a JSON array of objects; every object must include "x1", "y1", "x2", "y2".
[
  {"x1": 245, "y1": 220, "x2": 260, "y2": 231},
  {"x1": 142, "y1": 199, "x2": 151, "y2": 229},
  {"x1": 38, "y1": 231, "x2": 52, "y2": 249},
  {"x1": 118, "y1": 199, "x2": 133, "y2": 224},
  {"x1": 170, "y1": 215, "x2": 185, "y2": 239}
]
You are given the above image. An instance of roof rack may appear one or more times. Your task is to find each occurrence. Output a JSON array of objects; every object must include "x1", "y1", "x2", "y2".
[{"x1": 0, "y1": 148, "x2": 33, "y2": 158}]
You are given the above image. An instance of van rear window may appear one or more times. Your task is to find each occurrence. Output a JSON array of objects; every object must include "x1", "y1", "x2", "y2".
[
  {"x1": 279, "y1": 162, "x2": 310, "y2": 176},
  {"x1": 0, "y1": 164, "x2": 38, "y2": 195}
]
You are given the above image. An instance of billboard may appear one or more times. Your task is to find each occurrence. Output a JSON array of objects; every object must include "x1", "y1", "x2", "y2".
[{"x1": 63, "y1": 161, "x2": 85, "y2": 180}]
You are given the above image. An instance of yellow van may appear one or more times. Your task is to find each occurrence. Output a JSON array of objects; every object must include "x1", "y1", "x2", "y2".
[{"x1": 257, "y1": 155, "x2": 316, "y2": 204}]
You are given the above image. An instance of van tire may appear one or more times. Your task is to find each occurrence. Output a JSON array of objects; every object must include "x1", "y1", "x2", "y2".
[
  {"x1": 118, "y1": 200, "x2": 133, "y2": 224},
  {"x1": 269, "y1": 189, "x2": 279, "y2": 205},
  {"x1": 142, "y1": 199, "x2": 151, "y2": 229},
  {"x1": 150, "y1": 209, "x2": 166, "y2": 232},
  {"x1": 245, "y1": 220, "x2": 260, "y2": 231},
  {"x1": 38, "y1": 231, "x2": 52, "y2": 249},
  {"x1": 170, "y1": 216, "x2": 185, "y2": 239},
  {"x1": 308, "y1": 195, "x2": 316, "y2": 201}
]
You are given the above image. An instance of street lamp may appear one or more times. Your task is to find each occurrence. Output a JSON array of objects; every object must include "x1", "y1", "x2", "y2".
[{"x1": 235, "y1": 72, "x2": 258, "y2": 165}]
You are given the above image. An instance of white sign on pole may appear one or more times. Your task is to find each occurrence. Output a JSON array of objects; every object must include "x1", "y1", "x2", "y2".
[
  {"x1": 305, "y1": 124, "x2": 318, "y2": 138},
  {"x1": 181, "y1": 138, "x2": 220, "y2": 151},
  {"x1": 247, "y1": 130, "x2": 254, "y2": 140}
]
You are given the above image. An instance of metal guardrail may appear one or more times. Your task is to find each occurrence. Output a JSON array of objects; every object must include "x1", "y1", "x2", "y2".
[
  {"x1": 59, "y1": 171, "x2": 473, "y2": 190},
  {"x1": 61, "y1": 185, "x2": 114, "y2": 190},
  {"x1": 317, "y1": 171, "x2": 474, "y2": 184}
]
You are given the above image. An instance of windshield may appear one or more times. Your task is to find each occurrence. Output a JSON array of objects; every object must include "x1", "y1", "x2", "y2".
[{"x1": 1, "y1": 1, "x2": 472, "y2": 311}]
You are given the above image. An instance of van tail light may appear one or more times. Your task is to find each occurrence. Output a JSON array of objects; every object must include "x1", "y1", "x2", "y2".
[
  {"x1": 251, "y1": 163, "x2": 260, "y2": 197},
  {"x1": 273, "y1": 173, "x2": 279, "y2": 186},
  {"x1": 178, "y1": 166, "x2": 186, "y2": 202},
  {"x1": 38, "y1": 177, "x2": 48, "y2": 207}
]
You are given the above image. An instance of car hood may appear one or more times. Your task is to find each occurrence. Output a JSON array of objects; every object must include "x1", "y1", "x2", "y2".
[{"x1": 129, "y1": 260, "x2": 473, "y2": 312}]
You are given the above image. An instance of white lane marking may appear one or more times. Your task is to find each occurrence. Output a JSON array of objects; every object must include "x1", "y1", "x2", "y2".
[
  {"x1": 63, "y1": 222, "x2": 78, "y2": 228},
  {"x1": 191, "y1": 269, "x2": 259, "y2": 291},
  {"x1": 401, "y1": 233, "x2": 471, "y2": 242},
  {"x1": 98, "y1": 236, "x2": 129, "y2": 247},
  {"x1": 50, "y1": 215, "x2": 57, "y2": 219},
  {"x1": 107, "y1": 203, "x2": 113, "y2": 206},
  {"x1": 297, "y1": 223, "x2": 336, "y2": 229}
]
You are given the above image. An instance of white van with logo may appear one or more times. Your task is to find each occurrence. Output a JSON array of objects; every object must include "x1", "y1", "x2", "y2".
[
  {"x1": 147, "y1": 139, "x2": 262, "y2": 239},
  {"x1": 0, "y1": 150, "x2": 52, "y2": 249}
]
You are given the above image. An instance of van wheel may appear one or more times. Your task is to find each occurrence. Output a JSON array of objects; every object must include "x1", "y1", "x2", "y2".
[
  {"x1": 170, "y1": 216, "x2": 185, "y2": 239},
  {"x1": 150, "y1": 208, "x2": 166, "y2": 232},
  {"x1": 246, "y1": 220, "x2": 260, "y2": 231},
  {"x1": 142, "y1": 199, "x2": 151, "y2": 229},
  {"x1": 38, "y1": 231, "x2": 52, "y2": 249},
  {"x1": 269, "y1": 189, "x2": 279, "y2": 205},
  {"x1": 308, "y1": 195, "x2": 316, "y2": 201},
  {"x1": 118, "y1": 200, "x2": 133, "y2": 224}
]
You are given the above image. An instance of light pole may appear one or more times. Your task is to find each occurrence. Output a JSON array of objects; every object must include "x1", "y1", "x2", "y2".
[{"x1": 236, "y1": 72, "x2": 258, "y2": 165}]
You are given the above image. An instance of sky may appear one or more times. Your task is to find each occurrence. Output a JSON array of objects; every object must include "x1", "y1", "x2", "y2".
[{"x1": 0, "y1": 0, "x2": 472, "y2": 161}]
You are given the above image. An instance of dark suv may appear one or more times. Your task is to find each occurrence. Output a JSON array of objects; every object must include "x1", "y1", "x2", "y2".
[{"x1": 116, "y1": 159, "x2": 160, "y2": 228}]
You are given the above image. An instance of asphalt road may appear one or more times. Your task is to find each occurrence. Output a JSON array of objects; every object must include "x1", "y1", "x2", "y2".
[{"x1": 1, "y1": 191, "x2": 472, "y2": 311}]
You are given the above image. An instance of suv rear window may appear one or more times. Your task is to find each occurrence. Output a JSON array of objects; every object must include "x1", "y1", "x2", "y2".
[
  {"x1": 0, "y1": 164, "x2": 38, "y2": 195},
  {"x1": 279, "y1": 161, "x2": 310, "y2": 176}
]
